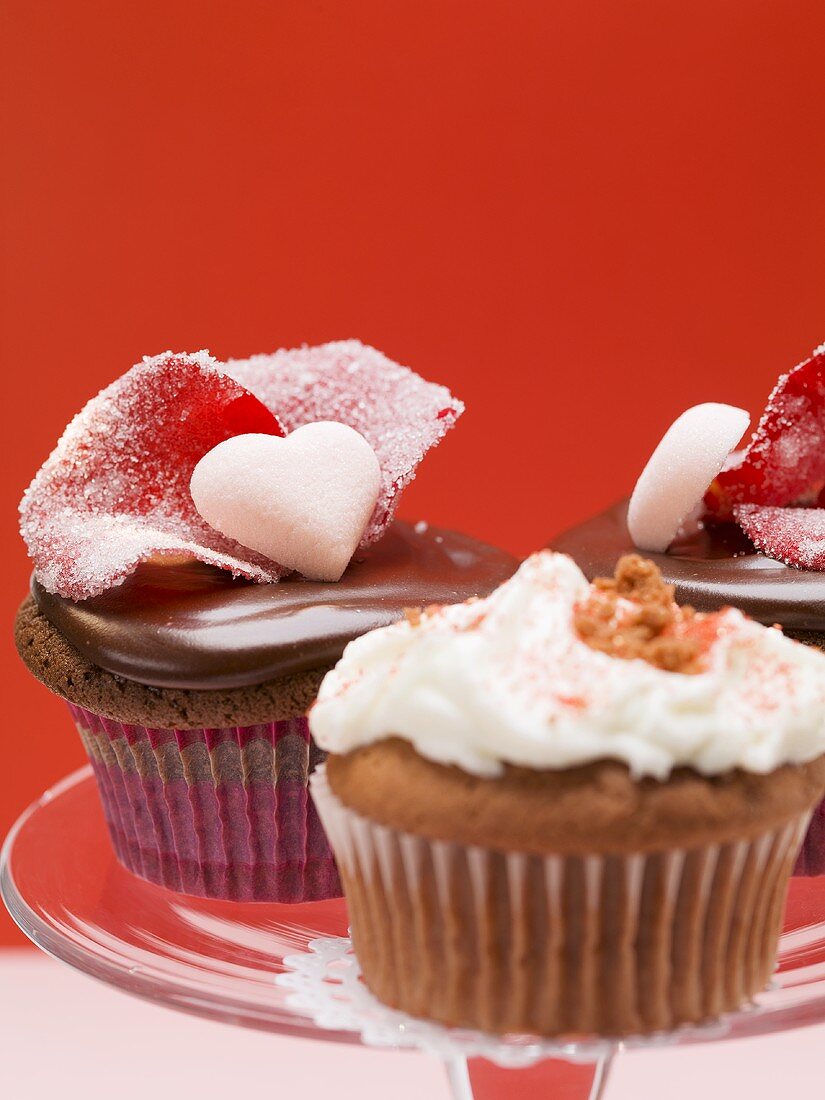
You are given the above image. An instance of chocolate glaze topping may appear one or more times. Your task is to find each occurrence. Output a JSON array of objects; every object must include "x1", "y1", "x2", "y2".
[
  {"x1": 32, "y1": 521, "x2": 518, "y2": 691},
  {"x1": 551, "y1": 501, "x2": 825, "y2": 631}
]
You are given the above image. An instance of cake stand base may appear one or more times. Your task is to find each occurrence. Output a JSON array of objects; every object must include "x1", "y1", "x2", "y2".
[{"x1": 4, "y1": 767, "x2": 825, "y2": 1098}]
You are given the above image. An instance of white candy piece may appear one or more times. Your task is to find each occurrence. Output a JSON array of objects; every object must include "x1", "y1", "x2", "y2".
[
  {"x1": 190, "y1": 422, "x2": 382, "y2": 582},
  {"x1": 627, "y1": 403, "x2": 750, "y2": 553}
]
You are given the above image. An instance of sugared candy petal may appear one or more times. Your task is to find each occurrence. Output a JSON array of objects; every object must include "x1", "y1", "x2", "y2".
[
  {"x1": 734, "y1": 505, "x2": 825, "y2": 571},
  {"x1": 225, "y1": 340, "x2": 464, "y2": 543},
  {"x1": 628, "y1": 403, "x2": 750, "y2": 552},
  {"x1": 191, "y1": 423, "x2": 382, "y2": 582},
  {"x1": 20, "y1": 352, "x2": 285, "y2": 600},
  {"x1": 706, "y1": 344, "x2": 825, "y2": 517}
]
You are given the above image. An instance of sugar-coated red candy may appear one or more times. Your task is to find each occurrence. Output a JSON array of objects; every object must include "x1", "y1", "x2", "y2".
[
  {"x1": 20, "y1": 352, "x2": 285, "y2": 600},
  {"x1": 706, "y1": 345, "x2": 825, "y2": 517},
  {"x1": 225, "y1": 340, "x2": 464, "y2": 542},
  {"x1": 734, "y1": 504, "x2": 825, "y2": 571}
]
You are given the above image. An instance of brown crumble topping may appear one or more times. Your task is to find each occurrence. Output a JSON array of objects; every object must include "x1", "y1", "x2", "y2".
[{"x1": 574, "y1": 554, "x2": 710, "y2": 674}]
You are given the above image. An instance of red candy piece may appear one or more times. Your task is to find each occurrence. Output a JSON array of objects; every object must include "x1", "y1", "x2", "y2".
[
  {"x1": 706, "y1": 345, "x2": 825, "y2": 517},
  {"x1": 734, "y1": 505, "x2": 825, "y2": 571},
  {"x1": 226, "y1": 340, "x2": 464, "y2": 542},
  {"x1": 20, "y1": 352, "x2": 285, "y2": 600}
]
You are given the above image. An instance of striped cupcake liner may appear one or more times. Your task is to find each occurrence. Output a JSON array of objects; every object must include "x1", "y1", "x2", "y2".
[
  {"x1": 70, "y1": 703, "x2": 341, "y2": 903},
  {"x1": 794, "y1": 794, "x2": 825, "y2": 876},
  {"x1": 311, "y1": 765, "x2": 810, "y2": 1037}
]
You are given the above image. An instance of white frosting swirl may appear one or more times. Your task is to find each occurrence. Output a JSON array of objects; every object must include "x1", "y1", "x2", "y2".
[{"x1": 310, "y1": 552, "x2": 825, "y2": 779}]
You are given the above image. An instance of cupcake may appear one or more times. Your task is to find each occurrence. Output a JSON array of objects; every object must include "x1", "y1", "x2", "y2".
[
  {"x1": 15, "y1": 342, "x2": 517, "y2": 902},
  {"x1": 553, "y1": 342, "x2": 825, "y2": 870},
  {"x1": 309, "y1": 551, "x2": 825, "y2": 1036}
]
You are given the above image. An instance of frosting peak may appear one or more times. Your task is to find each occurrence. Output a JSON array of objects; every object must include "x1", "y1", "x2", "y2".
[{"x1": 310, "y1": 551, "x2": 825, "y2": 780}]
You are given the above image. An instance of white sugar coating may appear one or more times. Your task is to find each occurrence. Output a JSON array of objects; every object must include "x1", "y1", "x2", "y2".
[
  {"x1": 735, "y1": 505, "x2": 825, "y2": 571},
  {"x1": 225, "y1": 341, "x2": 464, "y2": 543},
  {"x1": 190, "y1": 424, "x2": 381, "y2": 582},
  {"x1": 716, "y1": 345, "x2": 825, "y2": 509},
  {"x1": 20, "y1": 341, "x2": 463, "y2": 599},
  {"x1": 19, "y1": 351, "x2": 285, "y2": 600},
  {"x1": 628, "y1": 404, "x2": 750, "y2": 552}
]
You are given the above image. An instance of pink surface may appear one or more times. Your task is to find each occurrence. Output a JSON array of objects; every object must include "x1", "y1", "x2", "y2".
[{"x1": 1, "y1": 950, "x2": 821, "y2": 1098}]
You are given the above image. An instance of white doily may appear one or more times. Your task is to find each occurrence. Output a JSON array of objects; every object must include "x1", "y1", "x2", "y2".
[{"x1": 275, "y1": 936, "x2": 730, "y2": 1069}]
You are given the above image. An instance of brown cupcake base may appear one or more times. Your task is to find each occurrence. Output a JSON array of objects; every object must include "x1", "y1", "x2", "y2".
[
  {"x1": 14, "y1": 594, "x2": 327, "y2": 728},
  {"x1": 326, "y1": 739, "x2": 825, "y2": 854},
  {"x1": 312, "y1": 765, "x2": 812, "y2": 1037}
]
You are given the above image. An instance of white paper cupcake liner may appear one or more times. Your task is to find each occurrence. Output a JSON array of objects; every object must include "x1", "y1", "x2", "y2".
[{"x1": 310, "y1": 764, "x2": 810, "y2": 1037}]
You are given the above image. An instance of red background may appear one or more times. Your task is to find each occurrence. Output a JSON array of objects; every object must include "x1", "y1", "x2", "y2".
[{"x1": 2, "y1": 1, "x2": 825, "y2": 953}]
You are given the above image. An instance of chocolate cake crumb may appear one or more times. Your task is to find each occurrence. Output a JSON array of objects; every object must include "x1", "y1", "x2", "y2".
[{"x1": 574, "y1": 554, "x2": 704, "y2": 674}]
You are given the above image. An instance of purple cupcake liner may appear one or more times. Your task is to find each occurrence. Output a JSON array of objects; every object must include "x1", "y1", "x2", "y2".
[
  {"x1": 794, "y1": 794, "x2": 825, "y2": 876},
  {"x1": 69, "y1": 703, "x2": 342, "y2": 902}
]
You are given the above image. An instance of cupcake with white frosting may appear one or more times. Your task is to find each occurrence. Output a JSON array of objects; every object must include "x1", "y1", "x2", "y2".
[{"x1": 309, "y1": 551, "x2": 825, "y2": 1037}]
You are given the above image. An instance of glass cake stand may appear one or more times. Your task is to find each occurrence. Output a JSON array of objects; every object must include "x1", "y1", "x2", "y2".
[{"x1": 4, "y1": 767, "x2": 825, "y2": 1100}]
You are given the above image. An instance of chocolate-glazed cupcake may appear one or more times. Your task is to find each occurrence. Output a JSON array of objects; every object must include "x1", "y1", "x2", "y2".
[
  {"x1": 553, "y1": 502, "x2": 825, "y2": 876},
  {"x1": 553, "y1": 344, "x2": 825, "y2": 872},
  {"x1": 15, "y1": 343, "x2": 517, "y2": 902}
]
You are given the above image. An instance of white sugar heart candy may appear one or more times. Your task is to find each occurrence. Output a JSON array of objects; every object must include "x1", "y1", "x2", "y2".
[
  {"x1": 190, "y1": 422, "x2": 381, "y2": 582},
  {"x1": 628, "y1": 403, "x2": 750, "y2": 553}
]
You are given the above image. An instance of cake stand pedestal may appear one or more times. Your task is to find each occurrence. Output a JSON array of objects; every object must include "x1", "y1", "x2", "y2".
[{"x1": 4, "y1": 767, "x2": 825, "y2": 1100}]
